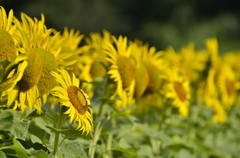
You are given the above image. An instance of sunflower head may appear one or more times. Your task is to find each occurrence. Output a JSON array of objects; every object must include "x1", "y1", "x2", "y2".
[
  {"x1": 143, "y1": 61, "x2": 162, "y2": 94},
  {"x1": 117, "y1": 55, "x2": 135, "y2": 89},
  {"x1": 90, "y1": 58, "x2": 107, "y2": 79},
  {"x1": 18, "y1": 48, "x2": 43, "y2": 91},
  {"x1": 0, "y1": 29, "x2": 17, "y2": 62},
  {"x1": 36, "y1": 48, "x2": 58, "y2": 96},
  {"x1": 51, "y1": 68, "x2": 93, "y2": 133},
  {"x1": 67, "y1": 85, "x2": 89, "y2": 115},
  {"x1": 134, "y1": 62, "x2": 149, "y2": 98}
]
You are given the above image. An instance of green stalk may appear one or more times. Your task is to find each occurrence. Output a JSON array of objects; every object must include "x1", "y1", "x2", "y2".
[{"x1": 53, "y1": 105, "x2": 64, "y2": 157}]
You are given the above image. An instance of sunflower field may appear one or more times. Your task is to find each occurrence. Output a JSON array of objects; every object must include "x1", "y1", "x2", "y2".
[{"x1": 0, "y1": 6, "x2": 240, "y2": 158}]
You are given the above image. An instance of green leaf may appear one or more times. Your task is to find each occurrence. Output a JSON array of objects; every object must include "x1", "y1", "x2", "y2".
[
  {"x1": 45, "y1": 126, "x2": 92, "y2": 140},
  {"x1": 135, "y1": 123, "x2": 171, "y2": 145},
  {"x1": 29, "y1": 125, "x2": 47, "y2": 143},
  {"x1": 12, "y1": 139, "x2": 29, "y2": 158},
  {"x1": 30, "y1": 150, "x2": 50, "y2": 158},
  {"x1": 0, "y1": 110, "x2": 13, "y2": 131},
  {"x1": 59, "y1": 139, "x2": 88, "y2": 158},
  {"x1": 10, "y1": 118, "x2": 29, "y2": 140},
  {"x1": 111, "y1": 111, "x2": 138, "y2": 123},
  {"x1": 0, "y1": 139, "x2": 28, "y2": 158},
  {"x1": 62, "y1": 128, "x2": 92, "y2": 140},
  {"x1": 25, "y1": 109, "x2": 46, "y2": 118},
  {"x1": 45, "y1": 109, "x2": 59, "y2": 123},
  {"x1": 0, "y1": 150, "x2": 6, "y2": 158}
]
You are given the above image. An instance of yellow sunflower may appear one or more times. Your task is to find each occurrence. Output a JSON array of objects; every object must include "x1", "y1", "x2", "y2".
[
  {"x1": 218, "y1": 63, "x2": 240, "y2": 107},
  {"x1": 0, "y1": 55, "x2": 28, "y2": 107},
  {"x1": 0, "y1": 6, "x2": 17, "y2": 64},
  {"x1": 165, "y1": 69, "x2": 191, "y2": 117},
  {"x1": 104, "y1": 35, "x2": 136, "y2": 113},
  {"x1": 86, "y1": 30, "x2": 111, "y2": 79},
  {"x1": 51, "y1": 68, "x2": 93, "y2": 134},
  {"x1": 178, "y1": 43, "x2": 208, "y2": 82},
  {"x1": 8, "y1": 12, "x2": 63, "y2": 113},
  {"x1": 0, "y1": 6, "x2": 15, "y2": 34},
  {"x1": 206, "y1": 98, "x2": 226, "y2": 123},
  {"x1": 129, "y1": 40, "x2": 164, "y2": 114},
  {"x1": 56, "y1": 27, "x2": 84, "y2": 68},
  {"x1": 204, "y1": 37, "x2": 219, "y2": 68}
]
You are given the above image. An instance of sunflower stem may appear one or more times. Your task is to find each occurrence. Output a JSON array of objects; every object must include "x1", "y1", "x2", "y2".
[
  {"x1": 53, "y1": 105, "x2": 64, "y2": 157},
  {"x1": 98, "y1": 75, "x2": 110, "y2": 116}
]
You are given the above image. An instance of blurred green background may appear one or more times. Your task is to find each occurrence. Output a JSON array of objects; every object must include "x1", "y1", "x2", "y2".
[{"x1": 1, "y1": 0, "x2": 240, "y2": 52}]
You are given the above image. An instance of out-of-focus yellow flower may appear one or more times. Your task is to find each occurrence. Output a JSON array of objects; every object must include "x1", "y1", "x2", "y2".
[
  {"x1": 104, "y1": 35, "x2": 135, "y2": 113},
  {"x1": 205, "y1": 37, "x2": 219, "y2": 68},
  {"x1": 218, "y1": 63, "x2": 240, "y2": 107},
  {"x1": 179, "y1": 43, "x2": 208, "y2": 82},
  {"x1": 165, "y1": 69, "x2": 191, "y2": 117},
  {"x1": 206, "y1": 98, "x2": 226, "y2": 123},
  {"x1": 0, "y1": 6, "x2": 17, "y2": 63},
  {"x1": 86, "y1": 30, "x2": 111, "y2": 79},
  {"x1": 57, "y1": 27, "x2": 84, "y2": 68},
  {"x1": 51, "y1": 68, "x2": 93, "y2": 134},
  {"x1": 130, "y1": 40, "x2": 164, "y2": 114}
]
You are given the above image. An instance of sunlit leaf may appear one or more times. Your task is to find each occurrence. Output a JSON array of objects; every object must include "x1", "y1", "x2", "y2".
[
  {"x1": 0, "y1": 110, "x2": 13, "y2": 131},
  {"x1": 0, "y1": 151, "x2": 6, "y2": 158},
  {"x1": 10, "y1": 118, "x2": 29, "y2": 140},
  {"x1": 59, "y1": 139, "x2": 88, "y2": 158}
]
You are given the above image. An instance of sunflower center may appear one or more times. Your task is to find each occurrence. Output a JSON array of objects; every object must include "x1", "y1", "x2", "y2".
[
  {"x1": 18, "y1": 48, "x2": 43, "y2": 91},
  {"x1": 225, "y1": 78, "x2": 235, "y2": 96},
  {"x1": 117, "y1": 55, "x2": 135, "y2": 89},
  {"x1": 173, "y1": 81, "x2": 186, "y2": 102},
  {"x1": 67, "y1": 85, "x2": 88, "y2": 115}
]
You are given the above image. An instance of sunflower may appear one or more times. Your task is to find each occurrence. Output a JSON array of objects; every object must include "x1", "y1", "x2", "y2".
[
  {"x1": 50, "y1": 68, "x2": 93, "y2": 134},
  {"x1": 56, "y1": 27, "x2": 84, "y2": 68},
  {"x1": 218, "y1": 63, "x2": 240, "y2": 107},
  {"x1": 129, "y1": 40, "x2": 164, "y2": 114},
  {"x1": 7, "y1": 12, "x2": 63, "y2": 113},
  {"x1": 205, "y1": 37, "x2": 219, "y2": 68},
  {"x1": 206, "y1": 98, "x2": 226, "y2": 123},
  {"x1": 178, "y1": 43, "x2": 208, "y2": 83},
  {"x1": 0, "y1": 6, "x2": 17, "y2": 65},
  {"x1": 0, "y1": 55, "x2": 27, "y2": 107},
  {"x1": 165, "y1": 69, "x2": 191, "y2": 117},
  {"x1": 104, "y1": 35, "x2": 136, "y2": 113},
  {"x1": 86, "y1": 30, "x2": 111, "y2": 79}
]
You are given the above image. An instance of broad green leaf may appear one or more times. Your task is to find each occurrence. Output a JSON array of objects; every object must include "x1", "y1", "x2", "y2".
[
  {"x1": 59, "y1": 139, "x2": 88, "y2": 158},
  {"x1": 137, "y1": 145, "x2": 154, "y2": 158},
  {"x1": 0, "y1": 110, "x2": 13, "y2": 131},
  {"x1": 13, "y1": 139, "x2": 29, "y2": 158},
  {"x1": 62, "y1": 128, "x2": 92, "y2": 140},
  {"x1": 10, "y1": 118, "x2": 29, "y2": 140},
  {"x1": 29, "y1": 125, "x2": 47, "y2": 143},
  {"x1": 30, "y1": 150, "x2": 50, "y2": 158},
  {"x1": 111, "y1": 111, "x2": 138, "y2": 123},
  {"x1": 0, "y1": 150, "x2": 6, "y2": 158},
  {"x1": 135, "y1": 123, "x2": 171, "y2": 145},
  {"x1": 0, "y1": 139, "x2": 28, "y2": 158},
  {"x1": 46, "y1": 126, "x2": 92, "y2": 140}
]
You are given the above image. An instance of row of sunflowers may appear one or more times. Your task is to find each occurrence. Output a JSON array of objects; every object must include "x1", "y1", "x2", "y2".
[{"x1": 1, "y1": 5, "x2": 240, "y2": 157}]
